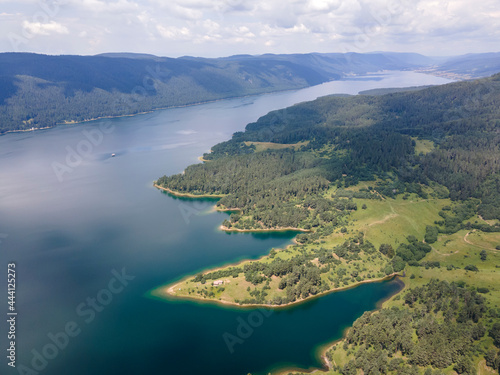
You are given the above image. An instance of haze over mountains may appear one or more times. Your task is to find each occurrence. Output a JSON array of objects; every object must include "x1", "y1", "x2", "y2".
[{"x1": 0, "y1": 51, "x2": 499, "y2": 134}]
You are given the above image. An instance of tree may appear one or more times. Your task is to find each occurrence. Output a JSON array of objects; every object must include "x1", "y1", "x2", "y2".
[
  {"x1": 379, "y1": 243, "x2": 395, "y2": 258},
  {"x1": 464, "y1": 265, "x2": 479, "y2": 272},
  {"x1": 480, "y1": 250, "x2": 487, "y2": 261},
  {"x1": 384, "y1": 264, "x2": 393, "y2": 275},
  {"x1": 490, "y1": 323, "x2": 500, "y2": 347},
  {"x1": 485, "y1": 349, "x2": 499, "y2": 369},
  {"x1": 424, "y1": 226, "x2": 439, "y2": 244},
  {"x1": 391, "y1": 256, "x2": 406, "y2": 272}
]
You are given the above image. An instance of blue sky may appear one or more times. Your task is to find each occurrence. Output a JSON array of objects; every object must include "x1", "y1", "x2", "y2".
[{"x1": 1, "y1": 0, "x2": 499, "y2": 57}]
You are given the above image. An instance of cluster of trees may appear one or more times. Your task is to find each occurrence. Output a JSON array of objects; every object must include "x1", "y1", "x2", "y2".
[
  {"x1": 189, "y1": 233, "x2": 392, "y2": 305},
  {"x1": 395, "y1": 236, "x2": 432, "y2": 264},
  {"x1": 328, "y1": 280, "x2": 494, "y2": 375},
  {"x1": 430, "y1": 202, "x2": 500, "y2": 236},
  {"x1": 378, "y1": 236, "x2": 432, "y2": 272},
  {"x1": 334, "y1": 187, "x2": 383, "y2": 200},
  {"x1": 158, "y1": 150, "x2": 358, "y2": 230},
  {"x1": 238, "y1": 256, "x2": 330, "y2": 305}
]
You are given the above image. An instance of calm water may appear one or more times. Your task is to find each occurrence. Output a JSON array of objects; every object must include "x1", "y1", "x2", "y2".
[{"x1": 0, "y1": 72, "x2": 451, "y2": 375}]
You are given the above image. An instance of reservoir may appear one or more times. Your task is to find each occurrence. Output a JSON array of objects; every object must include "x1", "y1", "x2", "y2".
[{"x1": 0, "y1": 71, "x2": 451, "y2": 375}]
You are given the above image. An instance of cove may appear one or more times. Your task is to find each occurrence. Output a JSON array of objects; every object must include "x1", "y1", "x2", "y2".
[{"x1": 0, "y1": 71, "x2": 451, "y2": 375}]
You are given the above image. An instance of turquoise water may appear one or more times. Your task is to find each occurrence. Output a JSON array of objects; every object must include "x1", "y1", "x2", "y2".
[{"x1": 0, "y1": 72, "x2": 451, "y2": 375}]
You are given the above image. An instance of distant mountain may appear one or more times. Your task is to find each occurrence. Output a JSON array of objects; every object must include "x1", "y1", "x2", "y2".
[
  {"x1": 433, "y1": 52, "x2": 500, "y2": 78},
  {"x1": 0, "y1": 52, "x2": 332, "y2": 133},
  {"x1": 0, "y1": 51, "x2": 498, "y2": 134},
  {"x1": 95, "y1": 52, "x2": 167, "y2": 61},
  {"x1": 368, "y1": 52, "x2": 438, "y2": 66}
]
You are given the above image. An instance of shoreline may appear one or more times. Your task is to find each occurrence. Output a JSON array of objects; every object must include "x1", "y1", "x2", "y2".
[
  {"x1": 4, "y1": 126, "x2": 53, "y2": 134},
  {"x1": 154, "y1": 183, "x2": 313, "y2": 234},
  {"x1": 0, "y1": 69, "x2": 448, "y2": 137},
  {"x1": 153, "y1": 183, "x2": 226, "y2": 198},
  {"x1": 274, "y1": 276, "x2": 406, "y2": 375},
  {"x1": 219, "y1": 224, "x2": 310, "y2": 233},
  {"x1": 156, "y1": 272, "x2": 402, "y2": 310},
  {"x1": 1, "y1": 84, "x2": 313, "y2": 136}
]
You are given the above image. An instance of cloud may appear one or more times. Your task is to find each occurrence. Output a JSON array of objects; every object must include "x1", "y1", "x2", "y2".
[
  {"x1": 156, "y1": 25, "x2": 191, "y2": 40},
  {"x1": 1, "y1": 0, "x2": 499, "y2": 56},
  {"x1": 69, "y1": 0, "x2": 139, "y2": 13},
  {"x1": 22, "y1": 21, "x2": 68, "y2": 36}
]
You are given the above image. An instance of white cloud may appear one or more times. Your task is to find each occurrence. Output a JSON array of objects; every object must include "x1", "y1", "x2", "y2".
[
  {"x1": 69, "y1": 0, "x2": 139, "y2": 13},
  {"x1": 0, "y1": 0, "x2": 499, "y2": 56},
  {"x1": 22, "y1": 20, "x2": 68, "y2": 36},
  {"x1": 157, "y1": 25, "x2": 191, "y2": 40}
]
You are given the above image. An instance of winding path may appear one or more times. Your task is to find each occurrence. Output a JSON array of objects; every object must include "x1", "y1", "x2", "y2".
[{"x1": 463, "y1": 230, "x2": 499, "y2": 251}]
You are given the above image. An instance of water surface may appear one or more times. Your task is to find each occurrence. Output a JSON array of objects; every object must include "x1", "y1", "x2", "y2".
[{"x1": 0, "y1": 72, "x2": 451, "y2": 375}]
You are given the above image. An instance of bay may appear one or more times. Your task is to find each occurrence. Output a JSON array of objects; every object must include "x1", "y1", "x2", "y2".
[{"x1": 0, "y1": 71, "x2": 451, "y2": 375}]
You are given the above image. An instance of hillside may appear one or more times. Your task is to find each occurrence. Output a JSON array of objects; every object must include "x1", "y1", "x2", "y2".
[
  {"x1": 432, "y1": 52, "x2": 500, "y2": 78},
  {"x1": 1, "y1": 51, "x2": 498, "y2": 134},
  {"x1": 154, "y1": 73, "x2": 500, "y2": 374},
  {"x1": 159, "y1": 73, "x2": 500, "y2": 223}
]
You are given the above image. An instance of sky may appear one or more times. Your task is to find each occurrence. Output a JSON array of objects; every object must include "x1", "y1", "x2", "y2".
[{"x1": 0, "y1": 0, "x2": 499, "y2": 58}]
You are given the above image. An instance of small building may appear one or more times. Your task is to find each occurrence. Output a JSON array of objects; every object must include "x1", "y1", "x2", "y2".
[{"x1": 213, "y1": 280, "x2": 224, "y2": 286}]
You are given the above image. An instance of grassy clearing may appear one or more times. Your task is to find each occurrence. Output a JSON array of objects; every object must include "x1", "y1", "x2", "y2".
[
  {"x1": 244, "y1": 141, "x2": 309, "y2": 152},
  {"x1": 412, "y1": 137, "x2": 435, "y2": 155},
  {"x1": 349, "y1": 195, "x2": 450, "y2": 249}
]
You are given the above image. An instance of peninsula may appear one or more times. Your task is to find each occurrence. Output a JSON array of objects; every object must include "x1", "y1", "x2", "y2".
[{"x1": 154, "y1": 73, "x2": 500, "y2": 375}]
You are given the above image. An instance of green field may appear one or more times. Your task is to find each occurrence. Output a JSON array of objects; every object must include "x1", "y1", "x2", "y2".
[
  {"x1": 244, "y1": 141, "x2": 309, "y2": 152},
  {"x1": 412, "y1": 138, "x2": 435, "y2": 155}
]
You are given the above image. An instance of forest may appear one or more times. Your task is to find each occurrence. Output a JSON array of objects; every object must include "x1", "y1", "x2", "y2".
[
  {"x1": 156, "y1": 72, "x2": 500, "y2": 375},
  {"x1": 157, "y1": 72, "x2": 500, "y2": 225},
  {"x1": 320, "y1": 280, "x2": 497, "y2": 375},
  {"x1": 0, "y1": 51, "x2": 436, "y2": 133},
  {"x1": 2, "y1": 51, "x2": 499, "y2": 134}
]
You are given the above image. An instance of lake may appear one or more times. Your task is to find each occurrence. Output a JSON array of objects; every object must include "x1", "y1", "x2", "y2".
[{"x1": 0, "y1": 71, "x2": 451, "y2": 375}]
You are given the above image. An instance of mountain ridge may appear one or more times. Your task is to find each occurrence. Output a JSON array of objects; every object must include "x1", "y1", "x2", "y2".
[{"x1": 1, "y1": 51, "x2": 499, "y2": 134}]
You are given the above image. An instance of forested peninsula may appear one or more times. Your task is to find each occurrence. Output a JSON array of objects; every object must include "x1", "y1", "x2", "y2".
[{"x1": 154, "y1": 73, "x2": 500, "y2": 375}]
